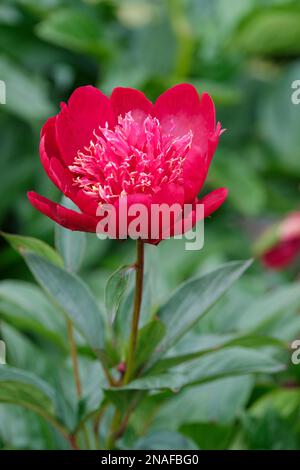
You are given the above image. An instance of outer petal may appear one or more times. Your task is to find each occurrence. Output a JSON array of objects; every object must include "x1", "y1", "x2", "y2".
[
  {"x1": 49, "y1": 158, "x2": 98, "y2": 216},
  {"x1": 161, "y1": 187, "x2": 228, "y2": 241},
  {"x1": 110, "y1": 87, "x2": 153, "y2": 120},
  {"x1": 40, "y1": 119, "x2": 98, "y2": 216},
  {"x1": 28, "y1": 191, "x2": 97, "y2": 232},
  {"x1": 196, "y1": 187, "x2": 228, "y2": 218},
  {"x1": 40, "y1": 116, "x2": 61, "y2": 180},
  {"x1": 113, "y1": 193, "x2": 152, "y2": 239},
  {"x1": 98, "y1": 187, "x2": 185, "y2": 241},
  {"x1": 56, "y1": 86, "x2": 114, "y2": 165},
  {"x1": 154, "y1": 84, "x2": 221, "y2": 203},
  {"x1": 154, "y1": 83, "x2": 202, "y2": 122}
]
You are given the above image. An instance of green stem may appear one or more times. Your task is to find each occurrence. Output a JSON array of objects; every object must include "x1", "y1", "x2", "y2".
[
  {"x1": 105, "y1": 241, "x2": 145, "y2": 449},
  {"x1": 67, "y1": 320, "x2": 82, "y2": 397},
  {"x1": 17, "y1": 401, "x2": 79, "y2": 450},
  {"x1": 106, "y1": 409, "x2": 122, "y2": 450},
  {"x1": 66, "y1": 319, "x2": 91, "y2": 449},
  {"x1": 123, "y1": 239, "x2": 145, "y2": 384}
]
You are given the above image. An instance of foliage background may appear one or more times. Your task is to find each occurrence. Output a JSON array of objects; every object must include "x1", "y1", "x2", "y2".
[{"x1": 0, "y1": 0, "x2": 300, "y2": 450}]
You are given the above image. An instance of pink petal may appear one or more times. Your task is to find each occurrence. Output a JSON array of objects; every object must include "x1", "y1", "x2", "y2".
[
  {"x1": 40, "y1": 118, "x2": 98, "y2": 216},
  {"x1": 183, "y1": 121, "x2": 223, "y2": 202},
  {"x1": 56, "y1": 86, "x2": 114, "y2": 165},
  {"x1": 49, "y1": 158, "x2": 98, "y2": 216},
  {"x1": 40, "y1": 116, "x2": 60, "y2": 180},
  {"x1": 27, "y1": 191, "x2": 97, "y2": 232},
  {"x1": 154, "y1": 84, "x2": 221, "y2": 203},
  {"x1": 110, "y1": 87, "x2": 153, "y2": 120},
  {"x1": 197, "y1": 187, "x2": 228, "y2": 218},
  {"x1": 154, "y1": 83, "x2": 202, "y2": 121}
]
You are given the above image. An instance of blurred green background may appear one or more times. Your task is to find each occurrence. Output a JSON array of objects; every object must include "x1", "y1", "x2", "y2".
[{"x1": 0, "y1": 0, "x2": 300, "y2": 450}]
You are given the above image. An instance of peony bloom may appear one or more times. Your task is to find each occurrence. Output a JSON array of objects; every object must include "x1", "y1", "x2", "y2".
[
  {"x1": 28, "y1": 84, "x2": 227, "y2": 243},
  {"x1": 259, "y1": 212, "x2": 300, "y2": 270}
]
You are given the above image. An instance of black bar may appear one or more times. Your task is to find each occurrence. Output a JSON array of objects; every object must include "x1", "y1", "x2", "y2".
[{"x1": 0, "y1": 450, "x2": 300, "y2": 466}]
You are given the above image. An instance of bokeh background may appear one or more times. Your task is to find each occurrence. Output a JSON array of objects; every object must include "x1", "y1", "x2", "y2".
[{"x1": 0, "y1": 0, "x2": 300, "y2": 450}]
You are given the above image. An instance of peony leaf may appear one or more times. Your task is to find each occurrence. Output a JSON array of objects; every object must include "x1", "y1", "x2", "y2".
[
  {"x1": 2, "y1": 232, "x2": 63, "y2": 267},
  {"x1": 152, "y1": 260, "x2": 252, "y2": 362},
  {"x1": 113, "y1": 347, "x2": 284, "y2": 391},
  {"x1": 135, "y1": 319, "x2": 166, "y2": 372},
  {"x1": 236, "y1": 281, "x2": 300, "y2": 332},
  {"x1": 55, "y1": 198, "x2": 87, "y2": 273},
  {"x1": 0, "y1": 366, "x2": 55, "y2": 415},
  {"x1": 152, "y1": 333, "x2": 285, "y2": 373},
  {"x1": 105, "y1": 265, "x2": 135, "y2": 324},
  {"x1": 21, "y1": 252, "x2": 106, "y2": 356},
  {"x1": 0, "y1": 55, "x2": 54, "y2": 121},
  {"x1": 154, "y1": 376, "x2": 254, "y2": 428},
  {"x1": 36, "y1": 8, "x2": 106, "y2": 57},
  {"x1": 134, "y1": 430, "x2": 197, "y2": 450},
  {"x1": 0, "y1": 280, "x2": 66, "y2": 351},
  {"x1": 231, "y1": 6, "x2": 300, "y2": 56}
]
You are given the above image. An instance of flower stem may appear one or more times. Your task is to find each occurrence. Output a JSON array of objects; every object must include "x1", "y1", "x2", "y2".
[
  {"x1": 67, "y1": 319, "x2": 91, "y2": 449},
  {"x1": 106, "y1": 409, "x2": 122, "y2": 449},
  {"x1": 123, "y1": 239, "x2": 145, "y2": 384},
  {"x1": 67, "y1": 319, "x2": 82, "y2": 397}
]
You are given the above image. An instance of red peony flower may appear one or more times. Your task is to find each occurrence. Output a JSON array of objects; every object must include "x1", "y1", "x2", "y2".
[
  {"x1": 261, "y1": 212, "x2": 300, "y2": 270},
  {"x1": 28, "y1": 84, "x2": 227, "y2": 243}
]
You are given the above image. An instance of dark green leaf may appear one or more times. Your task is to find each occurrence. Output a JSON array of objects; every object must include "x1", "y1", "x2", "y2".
[
  {"x1": 22, "y1": 253, "x2": 106, "y2": 355},
  {"x1": 55, "y1": 198, "x2": 86, "y2": 273},
  {"x1": 2, "y1": 232, "x2": 63, "y2": 267},
  {"x1": 0, "y1": 55, "x2": 54, "y2": 121},
  {"x1": 0, "y1": 280, "x2": 66, "y2": 350},
  {"x1": 110, "y1": 347, "x2": 284, "y2": 391},
  {"x1": 105, "y1": 265, "x2": 134, "y2": 324},
  {"x1": 135, "y1": 319, "x2": 166, "y2": 372},
  {"x1": 0, "y1": 366, "x2": 55, "y2": 415},
  {"x1": 36, "y1": 8, "x2": 106, "y2": 57},
  {"x1": 154, "y1": 260, "x2": 252, "y2": 361}
]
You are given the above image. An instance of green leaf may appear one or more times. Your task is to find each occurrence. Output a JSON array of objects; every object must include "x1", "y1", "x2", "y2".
[
  {"x1": 259, "y1": 62, "x2": 300, "y2": 174},
  {"x1": 135, "y1": 319, "x2": 166, "y2": 372},
  {"x1": 105, "y1": 265, "x2": 135, "y2": 324},
  {"x1": 155, "y1": 376, "x2": 254, "y2": 427},
  {"x1": 153, "y1": 260, "x2": 252, "y2": 361},
  {"x1": 0, "y1": 280, "x2": 66, "y2": 350},
  {"x1": 232, "y1": 6, "x2": 300, "y2": 56},
  {"x1": 250, "y1": 389, "x2": 300, "y2": 420},
  {"x1": 242, "y1": 409, "x2": 298, "y2": 450},
  {"x1": 210, "y1": 152, "x2": 266, "y2": 215},
  {"x1": 0, "y1": 405, "x2": 60, "y2": 450},
  {"x1": 0, "y1": 366, "x2": 55, "y2": 415},
  {"x1": 36, "y1": 8, "x2": 106, "y2": 57},
  {"x1": 0, "y1": 55, "x2": 54, "y2": 121},
  {"x1": 236, "y1": 282, "x2": 300, "y2": 332},
  {"x1": 134, "y1": 430, "x2": 197, "y2": 450},
  {"x1": 22, "y1": 252, "x2": 106, "y2": 356},
  {"x1": 2, "y1": 232, "x2": 63, "y2": 267},
  {"x1": 153, "y1": 333, "x2": 284, "y2": 372},
  {"x1": 115, "y1": 347, "x2": 284, "y2": 391},
  {"x1": 180, "y1": 422, "x2": 234, "y2": 450},
  {"x1": 55, "y1": 198, "x2": 86, "y2": 273}
]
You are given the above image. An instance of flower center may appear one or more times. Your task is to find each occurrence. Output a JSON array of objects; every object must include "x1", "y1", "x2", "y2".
[{"x1": 69, "y1": 111, "x2": 193, "y2": 204}]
